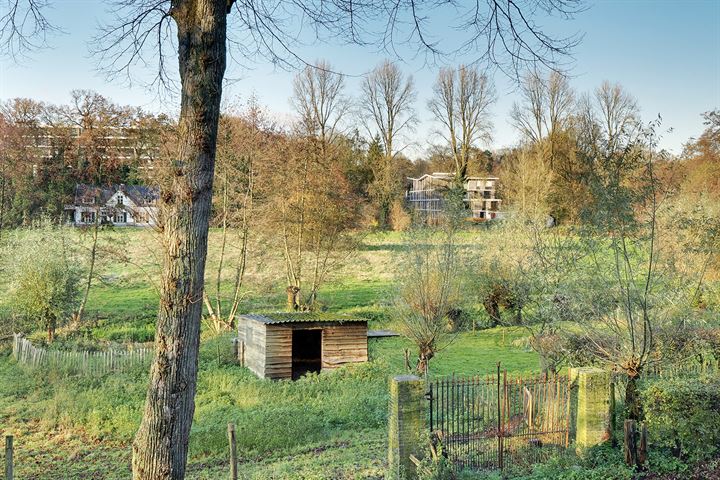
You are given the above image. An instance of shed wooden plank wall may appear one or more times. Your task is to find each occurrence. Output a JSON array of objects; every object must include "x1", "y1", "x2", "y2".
[
  {"x1": 322, "y1": 323, "x2": 368, "y2": 370},
  {"x1": 238, "y1": 318, "x2": 266, "y2": 378},
  {"x1": 264, "y1": 326, "x2": 292, "y2": 379}
]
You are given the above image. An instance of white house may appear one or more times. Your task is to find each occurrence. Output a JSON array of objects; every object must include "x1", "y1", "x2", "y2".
[{"x1": 64, "y1": 184, "x2": 159, "y2": 227}]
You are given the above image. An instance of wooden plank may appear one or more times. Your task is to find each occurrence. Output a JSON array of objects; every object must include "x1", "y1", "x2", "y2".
[
  {"x1": 321, "y1": 324, "x2": 368, "y2": 369},
  {"x1": 264, "y1": 326, "x2": 292, "y2": 379}
]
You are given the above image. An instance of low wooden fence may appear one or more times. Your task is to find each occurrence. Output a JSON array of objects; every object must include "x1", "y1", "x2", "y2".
[{"x1": 12, "y1": 334, "x2": 153, "y2": 375}]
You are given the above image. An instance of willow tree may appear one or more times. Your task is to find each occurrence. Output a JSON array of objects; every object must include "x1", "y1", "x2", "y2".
[{"x1": 1, "y1": 0, "x2": 586, "y2": 477}]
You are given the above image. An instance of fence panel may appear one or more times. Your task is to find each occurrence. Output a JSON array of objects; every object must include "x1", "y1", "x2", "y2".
[
  {"x1": 428, "y1": 365, "x2": 570, "y2": 472},
  {"x1": 11, "y1": 334, "x2": 153, "y2": 376}
]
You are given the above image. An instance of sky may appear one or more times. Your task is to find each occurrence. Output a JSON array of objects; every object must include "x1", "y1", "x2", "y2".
[{"x1": 1, "y1": 0, "x2": 719, "y2": 159}]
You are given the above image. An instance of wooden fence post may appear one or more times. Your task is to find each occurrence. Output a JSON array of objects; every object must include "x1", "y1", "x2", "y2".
[
  {"x1": 227, "y1": 423, "x2": 237, "y2": 480},
  {"x1": 638, "y1": 423, "x2": 648, "y2": 467},
  {"x1": 5, "y1": 435, "x2": 13, "y2": 480},
  {"x1": 624, "y1": 419, "x2": 637, "y2": 467}
]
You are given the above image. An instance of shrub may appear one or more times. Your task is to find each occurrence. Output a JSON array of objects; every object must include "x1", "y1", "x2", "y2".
[
  {"x1": 9, "y1": 226, "x2": 81, "y2": 342},
  {"x1": 389, "y1": 199, "x2": 411, "y2": 232},
  {"x1": 641, "y1": 376, "x2": 720, "y2": 461}
]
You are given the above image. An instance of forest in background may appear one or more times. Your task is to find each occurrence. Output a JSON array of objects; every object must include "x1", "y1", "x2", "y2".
[{"x1": 1, "y1": 66, "x2": 717, "y2": 235}]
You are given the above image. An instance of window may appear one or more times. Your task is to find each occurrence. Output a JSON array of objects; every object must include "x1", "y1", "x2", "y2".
[
  {"x1": 113, "y1": 212, "x2": 127, "y2": 224},
  {"x1": 116, "y1": 194, "x2": 124, "y2": 206},
  {"x1": 80, "y1": 211, "x2": 96, "y2": 223},
  {"x1": 82, "y1": 196, "x2": 95, "y2": 204}
]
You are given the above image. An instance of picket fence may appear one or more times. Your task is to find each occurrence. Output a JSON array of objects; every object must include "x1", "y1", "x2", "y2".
[{"x1": 12, "y1": 334, "x2": 153, "y2": 375}]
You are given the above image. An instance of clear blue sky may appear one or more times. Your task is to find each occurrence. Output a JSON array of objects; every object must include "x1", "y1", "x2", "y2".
[{"x1": 1, "y1": 0, "x2": 718, "y2": 157}]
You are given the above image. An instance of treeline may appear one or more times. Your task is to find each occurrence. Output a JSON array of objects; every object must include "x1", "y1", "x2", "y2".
[
  {"x1": 498, "y1": 73, "x2": 720, "y2": 222},
  {"x1": 1, "y1": 63, "x2": 718, "y2": 235}
]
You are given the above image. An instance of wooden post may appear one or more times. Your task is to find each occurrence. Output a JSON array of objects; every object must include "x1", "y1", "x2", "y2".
[
  {"x1": 5, "y1": 435, "x2": 13, "y2": 480},
  {"x1": 638, "y1": 423, "x2": 648, "y2": 468},
  {"x1": 227, "y1": 423, "x2": 237, "y2": 480},
  {"x1": 624, "y1": 419, "x2": 637, "y2": 467}
]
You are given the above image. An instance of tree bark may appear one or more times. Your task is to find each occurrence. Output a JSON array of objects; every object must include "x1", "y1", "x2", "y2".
[
  {"x1": 132, "y1": 1, "x2": 227, "y2": 479},
  {"x1": 625, "y1": 375, "x2": 642, "y2": 421}
]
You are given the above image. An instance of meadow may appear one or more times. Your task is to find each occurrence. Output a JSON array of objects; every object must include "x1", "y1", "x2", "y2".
[{"x1": 0, "y1": 227, "x2": 546, "y2": 479}]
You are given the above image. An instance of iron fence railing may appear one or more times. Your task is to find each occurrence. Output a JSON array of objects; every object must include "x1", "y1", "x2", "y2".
[{"x1": 428, "y1": 364, "x2": 570, "y2": 472}]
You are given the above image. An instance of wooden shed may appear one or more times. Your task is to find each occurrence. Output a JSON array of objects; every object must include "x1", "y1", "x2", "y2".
[{"x1": 236, "y1": 312, "x2": 368, "y2": 380}]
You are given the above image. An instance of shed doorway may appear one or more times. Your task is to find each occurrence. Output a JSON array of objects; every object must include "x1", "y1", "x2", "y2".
[{"x1": 292, "y1": 329, "x2": 322, "y2": 380}]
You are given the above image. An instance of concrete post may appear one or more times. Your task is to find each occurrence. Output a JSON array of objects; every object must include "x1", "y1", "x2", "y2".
[
  {"x1": 388, "y1": 375, "x2": 426, "y2": 480},
  {"x1": 569, "y1": 367, "x2": 612, "y2": 454}
]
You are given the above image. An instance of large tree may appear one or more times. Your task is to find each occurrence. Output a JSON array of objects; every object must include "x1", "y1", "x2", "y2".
[
  {"x1": 1, "y1": 0, "x2": 586, "y2": 477},
  {"x1": 360, "y1": 60, "x2": 417, "y2": 227},
  {"x1": 510, "y1": 71, "x2": 575, "y2": 148},
  {"x1": 203, "y1": 100, "x2": 273, "y2": 332},
  {"x1": 273, "y1": 61, "x2": 358, "y2": 310},
  {"x1": 681, "y1": 109, "x2": 720, "y2": 199},
  {"x1": 429, "y1": 65, "x2": 496, "y2": 183}
]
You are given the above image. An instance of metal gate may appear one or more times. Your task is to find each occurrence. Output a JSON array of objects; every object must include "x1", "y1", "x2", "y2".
[{"x1": 427, "y1": 364, "x2": 571, "y2": 471}]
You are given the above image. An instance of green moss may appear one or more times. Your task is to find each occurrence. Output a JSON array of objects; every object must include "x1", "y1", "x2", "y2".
[{"x1": 569, "y1": 368, "x2": 611, "y2": 452}]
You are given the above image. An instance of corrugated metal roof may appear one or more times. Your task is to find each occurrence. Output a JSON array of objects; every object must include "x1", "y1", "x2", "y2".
[{"x1": 238, "y1": 312, "x2": 368, "y2": 324}]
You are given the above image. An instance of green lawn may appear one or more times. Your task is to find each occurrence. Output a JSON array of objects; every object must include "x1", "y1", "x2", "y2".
[
  {"x1": 0, "y1": 327, "x2": 542, "y2": 479},
  {"x1": 0, "y1": 227, "x2": 546, "y2": 479}
]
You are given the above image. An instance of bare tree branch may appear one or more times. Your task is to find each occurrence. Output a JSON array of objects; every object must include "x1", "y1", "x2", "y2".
[{"x1": 0, "y1": 0, "x2": 58, "y2": 60}]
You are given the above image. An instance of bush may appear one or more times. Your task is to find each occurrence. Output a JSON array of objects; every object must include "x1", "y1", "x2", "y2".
[
  {"x1": 641, "y1": 376, "x2": 720, "y2": 461},
  {"x1": 9, "y1": 225, "x2": 81, "y2": 341}
]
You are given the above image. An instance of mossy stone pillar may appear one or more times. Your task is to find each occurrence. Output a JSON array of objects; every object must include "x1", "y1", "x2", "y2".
[
  {"x1": 388, "y1": 375, "x2": 426, "y2": 479},
  {"x1": 569, "y1": 367, "x2": 611, "y2": 454}
]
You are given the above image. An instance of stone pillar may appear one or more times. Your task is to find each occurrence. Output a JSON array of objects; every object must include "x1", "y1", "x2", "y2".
[
  {"x1": 569, "y1": 367, "x2": 612, "y2": 454},
  {"x1": 388, "y1": 375, "x2": 426, "y2": 480}
]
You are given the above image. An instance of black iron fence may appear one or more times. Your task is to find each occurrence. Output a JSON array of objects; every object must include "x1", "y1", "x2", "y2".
[{"x1": 427, "y1": 364, "x2": 571, "y2": 472}]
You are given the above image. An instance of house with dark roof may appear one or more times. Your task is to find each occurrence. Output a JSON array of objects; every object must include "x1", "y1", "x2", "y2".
[
  {"x1": 64, "y1": 184, "x2": 159, "y2": 227},
  {"x1": 236, "y1": 312, "x2": 368, "y2": 380}
]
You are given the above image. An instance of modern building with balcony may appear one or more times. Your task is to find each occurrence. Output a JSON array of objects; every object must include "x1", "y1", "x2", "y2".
[{"x1": 405, "y1": 173, "x2": 503, "y2": 222}]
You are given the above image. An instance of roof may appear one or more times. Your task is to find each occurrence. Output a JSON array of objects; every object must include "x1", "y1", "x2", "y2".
[
  {"x1": 238, "y1": 312, "x2": 368, "y2": 325},
  {"x1": 74, "y1": 183, "x2": 159, "y2": 207},
  {"x1": 407, "y1": 173, "x2": 499, "y2": 182}
]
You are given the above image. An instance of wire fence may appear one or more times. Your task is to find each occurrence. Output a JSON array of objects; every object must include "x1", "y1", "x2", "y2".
[{"x1": 12, "y1": 334, "x2": 153, "y2": 375}]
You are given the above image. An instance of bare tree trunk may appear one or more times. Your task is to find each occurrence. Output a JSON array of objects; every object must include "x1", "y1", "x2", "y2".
[
  {"x1": 0, "y1": 161, "x2": 6, "y2": 242},
  {"x1": 416, "y1": 345, "x2": 434, "y2": 376},
  {"x1": 75, "y1": 211, "x2": 100, "y2": 325},
  {"x1": 132, "y1": 1, "x2": 227, "y2": 479},
  {"x1": 286, "y1": 286, "x2": 300, "y2": 311},
  {"x1": 47, "y1": 317, "x2": 56, "y2": 343}
]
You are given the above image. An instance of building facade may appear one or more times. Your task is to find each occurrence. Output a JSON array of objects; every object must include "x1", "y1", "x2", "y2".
[
  {"x1": 64, "y1": 184, "x2": 159, "y2": 227},
  {"x1": 406, "y1": 173, "x2": 503, "y2": 221}
]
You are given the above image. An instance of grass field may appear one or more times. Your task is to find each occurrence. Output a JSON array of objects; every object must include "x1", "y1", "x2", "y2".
[{"x1": 0, "y1": 227, "x2": 565, "y2": 479}]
